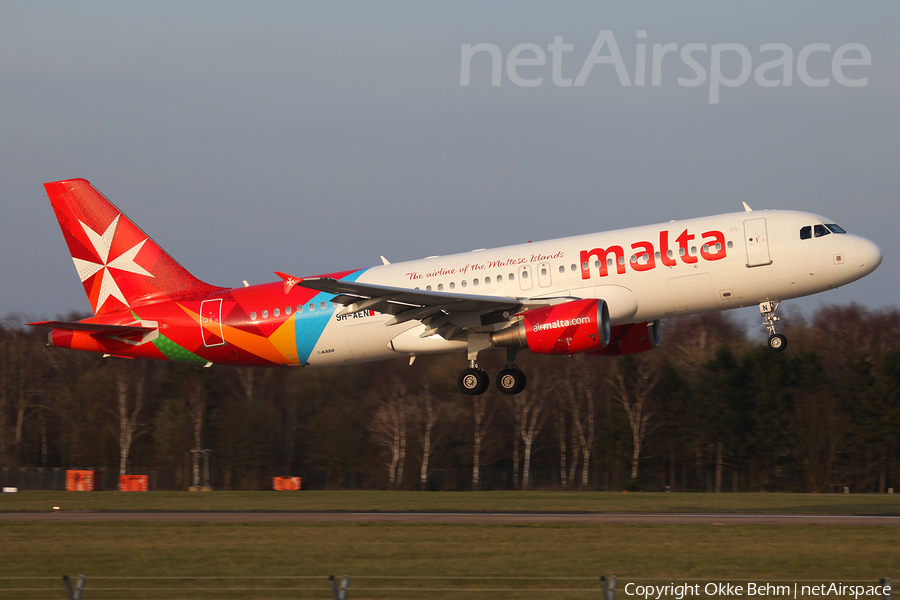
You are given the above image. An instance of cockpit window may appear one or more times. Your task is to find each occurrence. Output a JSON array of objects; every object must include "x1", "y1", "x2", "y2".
[
  {"x1": 814, "y1": 224, "x2": 831, "y2": 238},
  {"x1": 826, "y1": 224, "x2": 846, "y2": 234},
  {"x1": 800, "y1": 226, "x2": 812, "y2": 240}
]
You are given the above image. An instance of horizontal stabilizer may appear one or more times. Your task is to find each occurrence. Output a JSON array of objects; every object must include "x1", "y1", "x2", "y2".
[{"x1": 28, "y1": 321, "x2": 157, "y2": 337}]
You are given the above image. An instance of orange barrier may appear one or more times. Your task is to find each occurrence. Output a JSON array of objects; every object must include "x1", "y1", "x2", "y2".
[
  {"x1": 65, "y1": 470, "x2": 102, "y2": 491},
  {"x1": 272, "y1": 476, "x2": 303, "y2": 491},
  {"x1": 118, "y1": 474, "x2": 149, "y2": 491}
]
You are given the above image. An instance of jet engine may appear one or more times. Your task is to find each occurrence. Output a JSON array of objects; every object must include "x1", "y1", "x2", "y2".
[
  {"x1": 589, "y1": 320, "x2": 661, "y2": 356},
  {"x1": 492, "y1": 299, "x2": 611, "y2": 355}
]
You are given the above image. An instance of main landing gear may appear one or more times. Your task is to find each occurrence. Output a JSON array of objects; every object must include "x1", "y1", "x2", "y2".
[
  {"x1": 458, "y1": 349, "x2": 527, "y2": 396},
  {"x1": 458, "y1": 362, "x2": 490, "y2": 395},
  {"x1": 760, "y1": 301, "x2": 788, "y2": 352}
]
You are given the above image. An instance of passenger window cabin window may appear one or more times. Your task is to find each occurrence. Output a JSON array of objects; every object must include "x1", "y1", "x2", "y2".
[
  {"x1": 571, "y1": 264, "x2": 577, "y2": 272},
  {"x1": 297, "y1": 305, "x2": 303, "y2": 313},
  {"x1": 285, "y1": 306, "x2": 291, "y2": 315},
  {"x1": 814, "y1": 224, "x2": 831, "y2": 238},
  {"x1": 497, "y1": 275, "x2": 502, "y2": 282},
  {"x1": 558, "y1": 265, "x2": 565, "y2": 274},
  {"x1": 509, "y1": 273, "x2": 515, "y2": 281},
  {"x1": 426, "y1": 285, "x2": 432, "y2": 291},
  {"x1": 438, "y1": 283, "x2": 444, "y2": 291},
  {"x1": 250, "y1": 311, "x2": 257, "y2": 320},
  {"x1": 461, "y1": 280, "x2": 467, "y2": 288},
  {"x1": 485, "y1": 276, "x2": 491, "y2": 284},
  {"x1": 800, "y1": 226, "x2": 812, "y2": 240},
  {"x1": 309, "y1": 303, "x2": 315, "y2": 311},
  {"x1": 449, "y1": 282, "x2": 455, "y2": 289},
  {"x1": 473, "y1": 279, "x2": 479, "y2": 286},
  {"x1": 727, "y1": 241, "x2": 734, "y2": 249},
  {"x1": 262, "y1": 310, "x2": 268, "y2": 318},
  {"x1": 274, "y1": 308, "x2": 280, "y2": 317},
  {"x1": 321, "y1": 301, "x2": 327, "y2": 310}
]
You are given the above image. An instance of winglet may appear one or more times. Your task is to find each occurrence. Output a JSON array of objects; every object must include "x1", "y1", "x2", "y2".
[
  {"x1": 742, "y1": 202, "x2": 753, "y2": 212},
  {"x1": 275, "y1": 271, "x2": 302, "y2": 295},
  {"x1": 380, "y1": 256, "x2": 391, "y2": 265}
]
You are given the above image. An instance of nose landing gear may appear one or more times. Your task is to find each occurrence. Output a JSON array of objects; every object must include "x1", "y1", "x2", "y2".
[{"x1": 760, "y1": 301, "x2": 788, "y2": 352}]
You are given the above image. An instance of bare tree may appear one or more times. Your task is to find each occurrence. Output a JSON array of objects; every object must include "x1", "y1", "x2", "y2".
[
  {"x1": 233, "y1": 367, "x2": 273, "y2": 405},
  {"x1": 177, "y1": 371, "x2": 207, "y2": 485},
  {"x1": 568, "y1": 410, "x2": 579, "y2": 489},
  {"x1": 115, "y1": 362, "x2": 148, "y2": 476},
  {"x1": 518, "y1": 375, "x2": 549, "y2": 490},
  {"x1": 554, "y1": 392, "x2": 568, "y2": 490},
  {"x1": 414, "y1": 383, "x2": 438, "y2": 490},
  {"x1": 371, "y1": 377, "x2": 409, "y2": 489},
  {"x1": 472, "y1": 395, "x2": 499, "y2": 490},
  {"x1": 0, "y1": 321, "x2": 45, "y2": 464},
  {"x1": 611, "y1": 357, "x2": 661, "y2": 480},
  {"x1": 504, "y1": 394, "x2": 524, "y2": 490},
  {"x1": 567, "y1": 380, "x2": 595, "y2": 490},
  {"x1": 179, "y1": 374, "x2": 205, "y2": 451}
]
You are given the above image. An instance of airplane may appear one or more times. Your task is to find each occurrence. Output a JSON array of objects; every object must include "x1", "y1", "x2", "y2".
[{"x1": 29, "y1": 179, "x2": 882, "y2": 395}]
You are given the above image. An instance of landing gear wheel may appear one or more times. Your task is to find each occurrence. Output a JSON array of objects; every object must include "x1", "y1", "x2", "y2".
[
  {"x1": 767, "y1": 333, "x2": 788, "y2": 352},
  {"x1": 496, "y1": 368, "x2": 527, "y2": 395},
  {"x1": 458, "y1": 368, "x2": 490, "y2": 395}
]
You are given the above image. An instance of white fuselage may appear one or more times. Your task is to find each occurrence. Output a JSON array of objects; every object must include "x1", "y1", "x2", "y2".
[{"x1": 304, "y1": 209, "x2": 882, "y2": 366}]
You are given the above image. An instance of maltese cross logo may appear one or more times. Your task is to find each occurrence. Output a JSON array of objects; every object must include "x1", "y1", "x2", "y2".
[{"x1": 72, "y1": 215, "x2": 153, "y2": 313}]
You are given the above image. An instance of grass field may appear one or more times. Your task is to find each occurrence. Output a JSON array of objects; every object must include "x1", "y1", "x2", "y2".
[
  {"x1": 2, "y1": 490, "x2": 899, "y2": 514},
  {"x1": 2, "y1": 493, "x2": 897, "y2": 599},
  {"x1": 1, "y1": 522, "x2": 898, "y2": 599}
]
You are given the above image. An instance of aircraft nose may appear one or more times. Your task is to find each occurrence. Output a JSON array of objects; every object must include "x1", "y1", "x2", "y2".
[{"x1": 856, "y1": 237, "x2": 883, "y2": 274}]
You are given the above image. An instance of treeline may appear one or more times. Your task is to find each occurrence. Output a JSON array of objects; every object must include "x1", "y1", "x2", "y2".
[{"x1": 1, "y1": 304, "x2": 899, "y2": 492}]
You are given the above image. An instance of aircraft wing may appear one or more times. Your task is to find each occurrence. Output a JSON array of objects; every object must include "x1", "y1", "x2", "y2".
[
  {"x1": 28, "y1": 321, "x2": 157, "y2": 337},
  {"x1": 298, "y1": 276, "x2": 568, "y2": 339}
]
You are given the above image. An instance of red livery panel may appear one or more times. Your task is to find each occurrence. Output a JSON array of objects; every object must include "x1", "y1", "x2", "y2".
[{"x1": 521, "y1": 299, "x2": 610, "y2": 354}]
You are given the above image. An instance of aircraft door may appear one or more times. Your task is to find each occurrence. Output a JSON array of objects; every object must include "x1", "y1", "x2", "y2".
[
  {"x1": 537, "y1": 262, "x2": 552, "y2": 288},
  {"x1": 744, "y1": 218, "x2": 772, "y2": 267},
  {"x1": 518, "y1": 265, "x2": 533, "y2": 290},
  {"x1": 200, "y1": 299, "x2": 225, "y2": 347}
]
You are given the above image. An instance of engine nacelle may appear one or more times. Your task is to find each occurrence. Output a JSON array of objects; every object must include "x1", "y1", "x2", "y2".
[
  {"x1": 492, "y1": 299, "x2": 611, "y2": 355},
  {"x1": 589, "y1": 320, "x2": 661, "y2": 356}
]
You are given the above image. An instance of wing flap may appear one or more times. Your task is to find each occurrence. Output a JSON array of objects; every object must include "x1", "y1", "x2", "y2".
[
  {"x1": 297, "y1": 276, "x2": 580, "y2": 340},
  {"x1": 300, "y1": 277, "x2": 523, "y2": 315}
]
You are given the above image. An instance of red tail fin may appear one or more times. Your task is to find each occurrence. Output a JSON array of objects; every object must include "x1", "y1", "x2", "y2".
[{"x1": 44, "y1": 179, "x2": 223, "y2": 316}]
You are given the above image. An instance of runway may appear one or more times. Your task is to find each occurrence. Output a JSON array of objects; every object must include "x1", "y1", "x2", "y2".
[{"x1": 1, "y1": 511, "x2": 898, "y2": 525}]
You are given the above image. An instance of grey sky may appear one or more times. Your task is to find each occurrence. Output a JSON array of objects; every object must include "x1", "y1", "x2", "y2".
[{"x1": 2, "y1": 2, "x2": 896, "y2": 329}]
